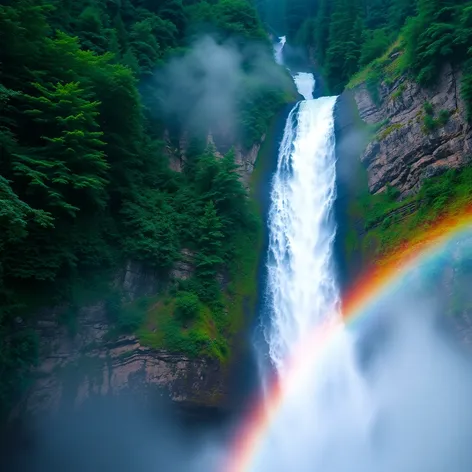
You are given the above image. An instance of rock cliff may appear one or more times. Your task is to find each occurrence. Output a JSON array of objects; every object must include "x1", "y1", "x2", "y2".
[
  {"x1": 352, "y1": 63, "x2": 472, "y2": 197},
  {"x1": 12, "y1": 295, "x2": 226, "y2": 420},
  {"x1": 164, "y1": 127, "x2": 264, "y2": 185},
  {"x1": 11, "y1": 254, "x2": 232, "y2": 420}
]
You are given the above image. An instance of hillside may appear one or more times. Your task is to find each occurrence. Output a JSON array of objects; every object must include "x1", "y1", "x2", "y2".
[{"x1": 0, "y1": 0, "x2": 293, "y2": 420}]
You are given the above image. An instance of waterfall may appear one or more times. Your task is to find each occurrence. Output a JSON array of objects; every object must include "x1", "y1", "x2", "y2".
[
  {"x1": 263, "y1": 37, "x2": 340, "y2": 376},
  {"x1": 264, "y1": 95, "x2": 339, "y2": 373},
  {"x1": 253, "y1": 41, "x2": 372, "y2": 471}
]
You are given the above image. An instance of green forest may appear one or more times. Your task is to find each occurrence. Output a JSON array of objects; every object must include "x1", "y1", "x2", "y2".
[
  {"x1": 274, "y1": 0, "x2": 472, "y2": 105},
  {"x1": 0, "y1": 0, "x2": 290, "y2": 417}
]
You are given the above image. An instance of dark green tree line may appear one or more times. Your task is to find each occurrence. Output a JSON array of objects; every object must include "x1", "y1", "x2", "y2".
[
  {"x1": 0, "y1": 0, "x2": 282, "y2": 417},
  {"x1": 274, "y1": 0, "x2": 472, "y2": 102}
]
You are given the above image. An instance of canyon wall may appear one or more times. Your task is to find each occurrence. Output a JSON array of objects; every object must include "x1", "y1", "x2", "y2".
[
  {"x1": 352, "y1": 63, "x2": 472, "y2": 197},
  {"x1": 12, "y1": 259, "x2": 229, "y2": 420}
]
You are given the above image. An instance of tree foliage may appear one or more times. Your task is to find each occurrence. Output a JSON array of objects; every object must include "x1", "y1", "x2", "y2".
[
  {"x1": 278, "y1": 0, "x2": 472, "y2": 107},
  {"x1": 0, "y1": 0, "x2": 273, "y2": 418}
]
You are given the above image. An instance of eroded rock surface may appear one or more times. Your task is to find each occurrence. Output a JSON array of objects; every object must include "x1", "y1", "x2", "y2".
[
  {"x1": 353, "y1": 63, "x2": 472, "y2": 197},
  {"x1": 13, "y1": 300, "x2": 225, "y2": 419},
  {"x1": 12, "y1": 261, "x2": 225, "y2": 420}
]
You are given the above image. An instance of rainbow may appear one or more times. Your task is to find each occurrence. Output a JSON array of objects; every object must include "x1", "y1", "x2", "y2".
[{"x1": 225, "y1": 206, "x2": 472, "y2": 472}]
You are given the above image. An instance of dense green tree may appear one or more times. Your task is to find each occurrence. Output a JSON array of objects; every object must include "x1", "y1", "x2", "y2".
[
  {"x1": 19, "y1": 81, "x2": 108, "y2": 214},
  {"x1": 277, "y1": 0, "x2": 472, "y2": 98},
  {"x1": 0, "y1": 0, "x2": 281, "y2": 418}
]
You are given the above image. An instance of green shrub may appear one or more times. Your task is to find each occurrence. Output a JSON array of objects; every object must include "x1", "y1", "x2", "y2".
[
  {"x1": 378, "y1": 123, "x2": 402, "y2": 140},
  {"x1": 105, "y1": 290, "x2": 148, "y2": 333},
  {"x1": 391, "y1": 83, "x2": 406, "y2": 100},
  {"x1": 438, "y1": 109, "x2": 450, "y2": 126},
  {"x1": 423, "y1": 114, "x2": 436, "y2": 132},
  {"x1": 386, "y1": 184, "x2": 400, "y2": 200},
  {"x1": 360, "y1": 28, "x2": 392, "y2": 67},
  {"x1": 422, "y1": 107, "x2": 450, "y2": 133},
  {"x1": 175, "y1": 291, "x2": 200, "y2": 322},
  {"x1": 424, "y1": 101, "x2": 434, "y2": 116}
]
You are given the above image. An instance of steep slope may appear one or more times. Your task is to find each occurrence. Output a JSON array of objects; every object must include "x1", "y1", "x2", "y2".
[
  {"x1": 0, "y1": 0, "x2": 292, "y2": 421},
  {"x1": 352, "y1": 62, "x2": 472, "y2": 197}
]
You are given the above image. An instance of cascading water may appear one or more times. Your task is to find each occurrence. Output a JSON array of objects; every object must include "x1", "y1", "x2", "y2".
[
  {"x1": 251, "y1": 37, "x2": 372, "y2": 471},
  {"x1": 263, "y1": 36, "x2": 341, "y2": 384},
  {"x1": 273, "y1": 35, "x2": 286, "y2": 65},
  {"x1": 265, "y1": 95, "x2": 339, "y2": 372}
]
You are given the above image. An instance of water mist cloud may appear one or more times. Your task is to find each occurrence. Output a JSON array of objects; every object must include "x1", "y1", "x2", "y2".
[
  {"x1": 368, "y1": 305, "x2": 472, "y2": 472},
  {"x1": 2, "y1": 397, "x2": 228, "y2": 472},
  {"x1": 249, "y1": 286, "x2": 472, "y2": 472},
  {"x1": 150, "y1": 35, "x2": 291, "y2": 139}
]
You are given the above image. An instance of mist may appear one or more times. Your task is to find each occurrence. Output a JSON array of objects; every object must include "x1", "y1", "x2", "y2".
[
  {"x1": 148, "y1": 35, "x2": 292, "y2": 140},
  {"x1": 248, "y1": 277, "x2": 472, "y2": 472},
  {"x1": 1, "y1": 397, "x2": 232, "y2": 472}
]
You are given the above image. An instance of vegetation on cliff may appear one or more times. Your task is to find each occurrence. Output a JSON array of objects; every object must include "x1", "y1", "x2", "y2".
[
  {"x1": 0, "y1": 0, "x2": 289, "y2": 417},
  {"x1": 345, "y1": 163, "x2": 472, "y2": 262}
]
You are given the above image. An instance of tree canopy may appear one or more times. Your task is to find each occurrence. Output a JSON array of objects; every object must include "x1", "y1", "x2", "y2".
[{"x1": 0, "y1": 0, "x2": 282, "y2": 419}]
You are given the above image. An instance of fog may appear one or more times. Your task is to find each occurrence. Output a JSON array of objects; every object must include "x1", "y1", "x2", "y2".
[
  {"x1": 149, "y1": 35, "x2": 292, "y2": 139},
  {"x1": 1, "y1": 397, "x2": 230, "y2": 472}
]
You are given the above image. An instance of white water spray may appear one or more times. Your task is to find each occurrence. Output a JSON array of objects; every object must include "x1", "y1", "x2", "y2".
[
  {"x1": 273, "y1": 35, "x2": 286, "y2": 65},
  {"x1": 292, "y1": 73, "x2": 316, "y2": 100}
]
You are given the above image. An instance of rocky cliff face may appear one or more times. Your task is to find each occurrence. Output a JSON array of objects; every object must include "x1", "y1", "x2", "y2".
[
  {"x1": 13, "y1": 299, "x2": 225, "y2": 419},
  {"x1": 13, "y1": 257, "x2": 229, "y2": 420},
  {"x1": 352, "y1": 63, "x2": 472, "y2": 197}
]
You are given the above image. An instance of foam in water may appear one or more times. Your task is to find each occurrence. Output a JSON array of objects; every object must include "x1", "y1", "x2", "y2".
[{"x1": 264, "y1": 86, "x2": 338, "y2": 373}]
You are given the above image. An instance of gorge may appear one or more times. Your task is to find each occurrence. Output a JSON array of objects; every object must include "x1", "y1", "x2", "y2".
[{"x1": 3, "y1": 0, "x2": 472, "y2": 470}]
